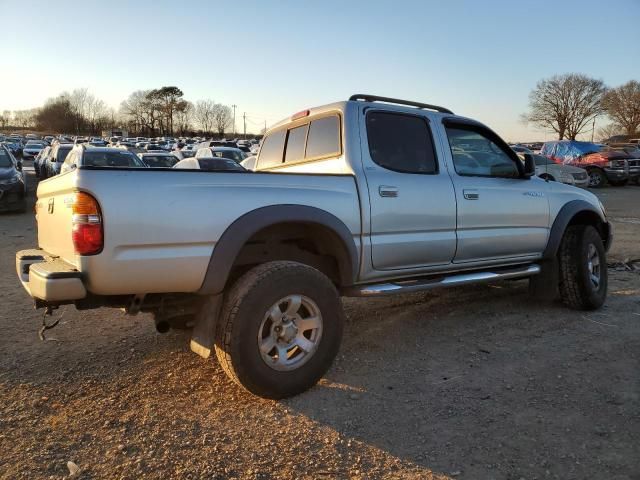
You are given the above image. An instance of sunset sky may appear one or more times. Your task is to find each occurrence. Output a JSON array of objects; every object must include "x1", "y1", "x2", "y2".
[{"x1": 1, "y1": 0, "x2": 638, "y2": 140}]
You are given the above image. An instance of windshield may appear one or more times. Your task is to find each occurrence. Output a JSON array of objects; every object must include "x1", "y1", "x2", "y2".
[
  {"x1": 214, "y1": 150, "x2": 245, "y2": 162},
  {"x1": 56, "y1": 147, "x2": 73, "y2": 162},
  {"x1": 0, "y1": 149, "x2": 13, "y2": 168},
  {"x1": 142, "y1": 155, "x2": 178, "y2": 168},
  {"x1": 533, "y1": 154, "x2": 553, "y2": 166},
  {"x1": 198, "y1": 158, "x2": 246, "y2": 171},
  {"x1": 83, "y1": 151, "x2": 146, "y2": 168}
]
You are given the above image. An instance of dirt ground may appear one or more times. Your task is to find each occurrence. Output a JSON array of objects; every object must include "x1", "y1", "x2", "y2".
[{"x1": 1, "y1": 166, "x2": 639, "y2": 479}]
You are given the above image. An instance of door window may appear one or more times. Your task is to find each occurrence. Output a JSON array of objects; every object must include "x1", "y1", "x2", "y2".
[
  {"x1": 257, "y1": 129, "x2": 286, "y2": 169},
  {"x1": 284, "y1": 124, "x2": 308, "y2": 164},
  {"x1": 445, "y1": 126, "x2": 520, "y2": 178},
  {"x1": 366, "y1": 112, "x2": 437, "y2": 174}
]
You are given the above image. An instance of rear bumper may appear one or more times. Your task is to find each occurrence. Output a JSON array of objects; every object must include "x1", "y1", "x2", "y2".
[{"x1": 16, "y1": 249, "x2": 86, "y2": 302}]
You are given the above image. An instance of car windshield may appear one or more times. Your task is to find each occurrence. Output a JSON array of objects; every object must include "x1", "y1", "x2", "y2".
[
  {"x1": 214, "y1": 150, "x2": 245, "y2": 162},
  {"x1": 142, "y1": 155, "x2": 177, "y2": 168},
  {"x1": 0, "y1": 149, "x2": 13, "y2": 168},
  {"x1": 26, "y1": 142, "x2": 44, "y2": 147},
  {"x1": 56, "y1": 147, "x2": 72, "y2": 162},
  {"x1": 533, "y1": 155, "x2": 553, "y2": 166},
  {"x1": 83, "y1": 151, "x2": 146, "y2": 168},
  {"x1": 198, "y1": 158, "x2": 246, "y2": 171}
]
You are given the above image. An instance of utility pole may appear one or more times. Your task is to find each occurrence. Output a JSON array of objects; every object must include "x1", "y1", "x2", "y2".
[
  {"x1": 264, "y1": 120, "x2": 267, "y2": 135},
  {"x1": 591, "y1": 116, "x2": 596, "y2": 143},
  {"x1": 232, "y1": 104, "x2": 237, "y2": 136},
  {"x1": 243, "y1": 112, "x2": 247, "y2": 138}
]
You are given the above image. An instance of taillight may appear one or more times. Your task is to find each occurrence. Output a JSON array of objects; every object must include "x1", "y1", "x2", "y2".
[{"x1": 72, "y1": 192, "x2": 103, "y2": 255}]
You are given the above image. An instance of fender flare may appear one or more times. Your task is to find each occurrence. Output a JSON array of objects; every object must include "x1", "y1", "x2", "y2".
[
  {"x1": 197, "y1": 205, "x2": 359, "y2": 295},
  {"x1": 542, "y1": 199, "x2": 609, "y2": 260}
]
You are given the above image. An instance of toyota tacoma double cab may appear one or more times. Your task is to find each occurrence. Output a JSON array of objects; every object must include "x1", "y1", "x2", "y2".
[{"x1": 16, "y1": 95, "x2": 612, "y2": 398}]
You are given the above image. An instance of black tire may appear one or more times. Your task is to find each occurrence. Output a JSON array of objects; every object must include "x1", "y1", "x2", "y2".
[
  {"x1": 558, "y1": 225, "x2": 607, "y2": 310},
  {"x1": 587, "y1": 168, "x2": 607, "y2": 188},
  {"x1": 215, "y1": 261, "x2": 344, "y2": 399},
  {"x1": 609, "y1": 179, "x2": 628, "y2": 187}
]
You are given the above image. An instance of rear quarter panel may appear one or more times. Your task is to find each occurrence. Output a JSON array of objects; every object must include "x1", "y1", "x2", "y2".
[{"x1": 74, "y1": 169, "x2": 361, "y2": 295}]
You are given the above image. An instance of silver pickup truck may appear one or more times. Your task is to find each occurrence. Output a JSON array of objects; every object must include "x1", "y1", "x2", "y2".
[{"x1": 16, "y1": 95, "x2": 612, "y2": 398}]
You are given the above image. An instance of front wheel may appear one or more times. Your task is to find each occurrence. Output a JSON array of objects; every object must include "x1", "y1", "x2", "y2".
[
  {"x1": 215, "y1": 261, "x2": 344, "y2": 399},
  {"x1": 558, "y1": 225, "x2": 607, "y2": 310},
  {"x1": 587, "y1": 168, "x2": 607, "y2": 188}
]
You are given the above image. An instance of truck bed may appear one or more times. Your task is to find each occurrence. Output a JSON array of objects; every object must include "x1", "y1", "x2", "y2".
[{"x1": 35, "y1": 167, "x2": 361, "y2": 296}]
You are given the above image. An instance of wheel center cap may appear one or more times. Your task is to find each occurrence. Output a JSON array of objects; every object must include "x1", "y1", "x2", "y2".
[{"x1": 276, "y1": 318, "x2": 298, "y2": 343}]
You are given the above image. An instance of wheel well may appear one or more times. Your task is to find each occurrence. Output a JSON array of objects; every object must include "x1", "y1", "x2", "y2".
[
  {"x1": 226, "y1": 222, "x2": 352, "y2": 289},
  {"x1": 567, "y1": 210, "x2": 610, "y2": 248}
]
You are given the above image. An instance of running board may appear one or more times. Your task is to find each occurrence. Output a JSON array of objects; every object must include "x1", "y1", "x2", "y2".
[{"x1": 343, "y1": 264, "x2": 540, "y2": 297}]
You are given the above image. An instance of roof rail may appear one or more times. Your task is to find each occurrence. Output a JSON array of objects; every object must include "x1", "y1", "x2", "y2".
[{"x1": 349, "y1": 94, "x2": 453, "y2": 114}]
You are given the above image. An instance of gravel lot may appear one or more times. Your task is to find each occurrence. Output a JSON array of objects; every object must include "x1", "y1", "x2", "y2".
[{"x1": 1, "y1": 166, "x2": 639, "y2": 479}]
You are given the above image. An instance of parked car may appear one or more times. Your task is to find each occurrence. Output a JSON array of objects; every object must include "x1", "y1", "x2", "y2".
[
  {"x1": 137, "y1": 152, "x2": 179, "y2": 168},
  {"x1": 42, "y1": 143, "x2": 73, "y2": 178},
  {"x1": 34, "y1": 146, "x2": 51, "y2": 178},
  {"x1": 16, "y1": 94, "x2": 611, "y2": 399},
  {"x1": 510, "y1": 144, "x2": 534, "y2": 155},
  {"x1": 0, "y1": 145, "x2": 26, "y2": 212},
  {"x1": 60, "y1": 145, "x2": 147, "y2": 174},
  {"x1": 540, "y1": 140, "x2": 634, "y2": 187},
  {"x1": 22, "y1": 140, "x2": 46, "y2": 159},
  {"x1": 173, "y1": 157, "x2": 246, "y2": 171},
  {"x1": 195, "y1": 146, "x2": 247, "y2": 163},
  {"x1": 518, "y1": 153, "x2": 589, "y2": 187},
  {"x1": 2, "y1": 138, "x2": 23, "y2": 157}
]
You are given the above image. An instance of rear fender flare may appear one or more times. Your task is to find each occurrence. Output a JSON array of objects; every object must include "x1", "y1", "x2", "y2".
[{"x1": 197, "y1": 205, "x2": 358, "y2": 295}]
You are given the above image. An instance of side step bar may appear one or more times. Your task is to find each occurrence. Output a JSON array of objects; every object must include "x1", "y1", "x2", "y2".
[{"x1": 343, "y1": 264, "x2": 540, "y2": 297}]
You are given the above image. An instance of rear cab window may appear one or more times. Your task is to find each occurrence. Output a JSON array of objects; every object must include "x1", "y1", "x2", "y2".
[{"x1": 257, "y1": 113, "x2": 341, "y2": 170}]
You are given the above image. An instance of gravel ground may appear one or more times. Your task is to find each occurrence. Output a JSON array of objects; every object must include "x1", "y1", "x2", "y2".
[{"x1": 1, "y1": 168, "x2": 639, "y2": 479}]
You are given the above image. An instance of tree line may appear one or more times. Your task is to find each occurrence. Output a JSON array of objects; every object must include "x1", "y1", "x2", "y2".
[
  {"x1": 524, "y1": 74, "x2": 640, "y2": 141},
  {"x1": 0, "y1": 86, "x2": 238, "y2": 137}
]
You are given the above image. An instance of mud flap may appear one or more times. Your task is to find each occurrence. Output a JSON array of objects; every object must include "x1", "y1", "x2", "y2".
[
  {"x1": 529, "y1": 259, "x2": 559, "y2": 300},
  {"x1": 190, "y1": 294, "x2": 223, "y2": 359}
]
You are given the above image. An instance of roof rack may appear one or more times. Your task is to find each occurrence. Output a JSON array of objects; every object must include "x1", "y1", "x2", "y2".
[{"x1": 349, "y1": 94, "x2": 453, "y2": 114}]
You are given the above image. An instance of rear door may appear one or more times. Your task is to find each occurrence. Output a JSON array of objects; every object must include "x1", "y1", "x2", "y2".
[
  {"x1": 442, "y1": 121, "x2": 550, "y2": 263},
  {"x1": 361, "y1": 110, "x2": 457, "y2": 270}
]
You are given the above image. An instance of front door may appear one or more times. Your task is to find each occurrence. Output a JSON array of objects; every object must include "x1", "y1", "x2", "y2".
[{"x1": 442, "y1": 122, "x2": 550, "y2": 263}]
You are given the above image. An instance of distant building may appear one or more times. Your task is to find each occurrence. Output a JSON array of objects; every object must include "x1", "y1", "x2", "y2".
[{"x1": 102, "y1": 128, "x2": 128, "y2": 138}]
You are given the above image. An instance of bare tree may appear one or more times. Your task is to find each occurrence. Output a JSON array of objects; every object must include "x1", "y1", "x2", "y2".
[
  {"x1": 175, "y1": 101, "x2": 194, "y2": 135},
  {"x1": 523, "y1": 74, "x2": 606, "y2": 140},
  {"x1": 601, "y1": 80, "x2": 640, "y2": 137},
  {"x1": 194, "y1": 100, "x2": 216, "y2": 134},
  {"x1": 212, "y1": 103, "x2": 232, "y2": 137},
  {"x1": 0, "y1": 111, "x2": 9, "y2": 129},
  {"x1": 120, "y1": 90, "x2": 157, "y2": 135},
  {"x1": 596, "y1": 123, "x2": 622, "y2": 142}
]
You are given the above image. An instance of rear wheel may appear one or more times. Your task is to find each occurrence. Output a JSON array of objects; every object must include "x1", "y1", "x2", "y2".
[
  {"x1": 587, "y1": 168, "x2": 607, "y2": 188},
  {"x1": 215, "y1": 261, "x2": 344, "y2": 399},
  {"x1": 558, "y1": 225, "x2": 607, "y2": 310}
]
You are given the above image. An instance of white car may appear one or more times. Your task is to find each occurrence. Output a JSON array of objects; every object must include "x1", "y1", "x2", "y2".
[
  {"x1": 173, "y1": 157, "x2": 246, "y2": 171},
  {"x1": 195, "y1": 146, "x2": 247, "y2": 163},
  {"x1": 518, "y1": 153, "x2": 589, "y2": 188},
  {"x1": 22, "y1": 141, "x2": 45, "y2": 159}
]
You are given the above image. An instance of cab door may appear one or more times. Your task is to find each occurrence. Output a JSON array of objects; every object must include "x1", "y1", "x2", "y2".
[
  {"x1": 361, "y1": 109, "x2": 457, "y2": 271},
  {"x1": 442, "y1": 121, "x2": 550, "y2": 263}
]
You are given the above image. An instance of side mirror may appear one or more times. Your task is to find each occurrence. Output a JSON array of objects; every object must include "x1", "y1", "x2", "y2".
[
  {"x1": 522, "y1": 153, "x2": 536, "y2": 178},
  {"x1": 16, "y1": 161, "x2": 22, "y2": 171}
]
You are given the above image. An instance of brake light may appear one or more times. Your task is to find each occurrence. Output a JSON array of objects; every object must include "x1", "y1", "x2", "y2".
[
  {"x1": 291, "y1": 109, "x2": 310, "y2": 121},
  {"x1": 72, "y1": 192, "x2": 103, "y2": 255}
]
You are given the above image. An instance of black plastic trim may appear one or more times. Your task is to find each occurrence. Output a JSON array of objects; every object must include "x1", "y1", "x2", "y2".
[
  {"x1": 349, "y1": 94, "x2": 453, "y2": 114},
  {"x1": 543, "y1": 200, "x2": 608, "y2": 259},
  {"x1": 197, "y1": 205, "x2": 359, "y2": 295}
]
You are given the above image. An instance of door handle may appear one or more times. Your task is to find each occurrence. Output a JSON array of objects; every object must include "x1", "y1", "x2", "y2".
[
  {"x1": 463, "y1": 189, "x2": 479, "y2": 200},
  {"x1": 378, "y1": 186, "x2": 398, "y2": 198}
]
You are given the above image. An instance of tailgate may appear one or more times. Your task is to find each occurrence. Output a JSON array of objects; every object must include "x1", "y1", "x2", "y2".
[{"x1": 35, "y1": 174, "x2": 78, "y2": 267}]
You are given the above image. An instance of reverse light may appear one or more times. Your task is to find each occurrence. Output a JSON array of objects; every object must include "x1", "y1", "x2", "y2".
[{"x1": 72, "y1": 192, "x2": 103, "y2": 255}]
